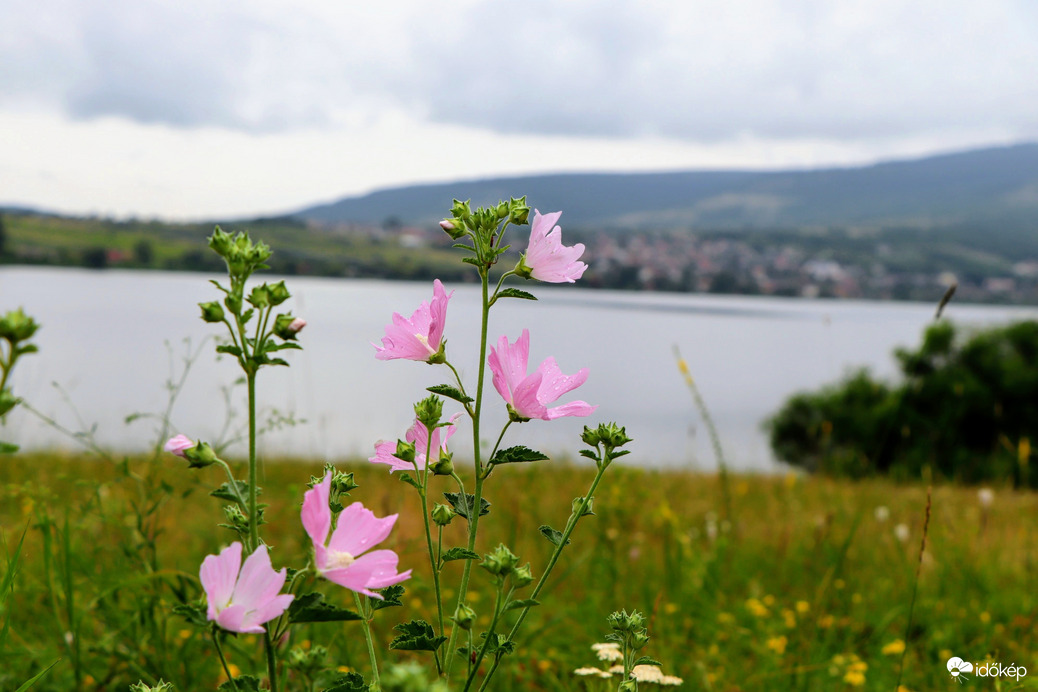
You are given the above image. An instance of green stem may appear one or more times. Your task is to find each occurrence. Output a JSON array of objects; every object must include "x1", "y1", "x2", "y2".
[
  {"x1": 488, "y1": 270, "x2": 516, "y2": 306},
  {"x1": 483, "y1": 421, "x2": 512, "y2": 478},
  {"x1": 445, "y1": 268, "x2": 492, "y2": 678},
  {"x1": 264, "y1": 630, "x2": 279, "y2": 692},
  {"x1": 463, "y1": 582, "x2": 507, "y2": 691},
  {"x1": 247, "y1": 372, "x2": 259, "y2": 551},
  {"x1": 355, "y1": 593, "x2": 382, "y2": 691},
  {"x1": 419, "y1": 431, "x2": 446, "y2": 649},
  {"x1": 211, "y1": 628, "x2": 239, "y2": 692}
]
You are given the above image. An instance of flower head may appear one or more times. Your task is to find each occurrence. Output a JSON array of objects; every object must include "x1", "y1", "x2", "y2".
[
  {"x1": 374, "y1": 279, "x2": 453, "y2": 362},
  {"x1": 199, "y1": 542, "x2": 294, "y2": 634},
  {"x1": 517, "y1": 210, "x2": 587, "y2": 283},
  {"x1": 487, "y1": 329, "x2": 596, "y2": 421},
  {"x1": 164, "y1": 434, "x2": 194, "y2": 458},
  {"x1": 369, "y1": 414, "x2": 462, "y2": 472},
  {"x1": 301, "y1": 472, "x2": 411, "y2": 598}
]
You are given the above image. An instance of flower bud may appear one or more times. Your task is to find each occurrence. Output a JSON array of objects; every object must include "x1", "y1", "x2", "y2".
[
  {"x1": 450, "y1": 199, "x2": 473, "y2": 223},
  {"x1": 130, "y1": 682, "x2": 175, "y2": 692},
  {"x1": 453, "y1": 602, "x2": 476, "y2": 630},
  {"x1": 198, "y1": 301, "x2": 225, "y2": 323},
  {"x1": 618, "y1": 680, "x2": 638, "y2": 692},
  {"x1": 509, "y1": 196, "x2": 530, "y2": 225},
  {"x1": 414, "y1": 395, "x2": 443, "y2": 429},
  {"x1": 480, "y1": 543, "x2": 519, "y2": 577},
  {"x1": 222, "y1": 504, "x2": 250, "y2": 533},
  {"x1": 267, "y1": 280, "x2": 291, "y2": 306},
  {"x1": 183, "y1": 441, "x2": 219, "y2": 468},
  {"x1": 430, "y1": 450, "x2": 454, "y2": 476},
  {"x1": 513, "y1": 562, "x2": 534, "y2": 588},
  {"x1": 440, "y1": 219, "x2": 466, "y2": 240},
  {"x1": 513, "y1": 254, "x2": 533, "y2": 280},
  {"x1": 224, "y1": 292, "x2": 243, "y2": 315},
  {"x1": 248, "y1": 284, "x2": 271, "y2": 308},
  {"x1": 432, "y1": 503, "x2": 456, "y2": 526},
  {"x1": 0, "y1": 308, "x2": 40, "y2": 343},
  {"x1": 573, "y1": 496, "x2": 595, "y2": 517},
  {"x1": 274, "y1": 313, "x2": 306, "y2": 340},
  {"x1": 394, "y1": 439, "x2": 416, "y2": 464},
  {"x1": 163, "y1": 434, "x2": 195, "y2": 458},
  {"x1": 495, "y1": 200, "x2": 510, "y2": 220}
]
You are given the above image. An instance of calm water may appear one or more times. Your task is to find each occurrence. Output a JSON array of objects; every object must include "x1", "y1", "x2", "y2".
[{"x1": 4, "y1": 266, "x2": 1036, "y2": 470}]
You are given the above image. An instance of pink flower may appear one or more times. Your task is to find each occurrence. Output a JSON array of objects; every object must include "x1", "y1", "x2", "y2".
[
  {"x1": 487, "y1": 329, "x2": 596, "y2": 421},
  {"x1": 199, "y1": 542, "x2": 294, "y2": 634},
  {"x1": 301, "y1": 472, "x2": 411, "y2": 598},
  {"x1": 288, "y1": 317, "x2": 306, "y2": 334},
  {"x1": 164, "y1": 434, "x2": 194, "y2": 458},
  {"x1": 374, "y1": 279, "x2": 453, "y2": 362},
  {"x1": 369, "y1": 414, "x2": 462, "y2": 472},
  {"x1": 519, "y1": 210, "x2": 587, "y2": 283}
]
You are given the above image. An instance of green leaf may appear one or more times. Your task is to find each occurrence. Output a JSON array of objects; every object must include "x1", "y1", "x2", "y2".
[
  {"x1": 210, "y1": 480, "x2": 252, "y2": 503},
  {"x1": 389, "y1": 620, "x2": 447, "y2": 652},
  {"x1": 461, "y1": 257, "x2": 482, "y2": 266},
  {"x1": 441, "y1": 547, "x2": 480, "y2": 562},
  {"x1": 215, "y1": 344, "x2": 243, "y2": 358},
  {"x1": 479, "y1": 632, "x2": 516, "y2": 656},
  {"x1": 427, "y1": 384, "x2": 474, "y2": 405},
  {"x1": 578, "y1": 449, "x2": 599, "y2": 461},
  {"x1": 13, "y1": 659, "x2": 60, "y2": 692},
  {"x1": 370, "y1": 584, "x2": 405, "y2": 611},
  {"x1": 443, "y1": 492, "x2": 490, "y2": 520},
  {"x1": 505, "y1": 598, "x2": 540, "y2": 611},
  {"x1": 218, "y1": 675, "x2": 261, "y2": 692},
  {"x1": 490, "y1": 445, "x2": 549, "y2": 466},
  {"x1": 323, "y1": 672, "x2": 368, "y2": 691},
  {"x1": 0, "y1": 441, "x2": 19, "y2": 454},
  {"x1": 496, "y1": 288, "x2": 537, "y2": 301},
  {"x1": 538, "y1": 524, "x2": 570, "y2": 546},
  {"x1": 633, "y1": 656, "x2": 662, "y2": 667},
  {"x1": 288, "y1": 593, "x2": 363, "y2": 623},
  {"x1": 172, "y1": 603, "x2": 209, "y2": 627},
  {"x1": 398, "y1": 473, "x2": 421, "y2": 490}
]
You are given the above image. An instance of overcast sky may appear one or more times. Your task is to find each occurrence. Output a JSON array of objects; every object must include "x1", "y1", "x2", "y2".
[{"x1": 2, "y1": 0, "x2": 1036, "y2": 219}]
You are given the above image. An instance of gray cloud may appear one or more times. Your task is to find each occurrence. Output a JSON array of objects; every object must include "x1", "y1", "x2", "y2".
[{"x1": 3, "y1": 0, "x2": 1037, "y2": 142}]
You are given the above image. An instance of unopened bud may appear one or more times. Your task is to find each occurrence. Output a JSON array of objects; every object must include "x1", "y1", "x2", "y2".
[
  {"x1": 440, "y1": 219, "x2": 466, "y2": 240},
  {"x1": 453, "y1": 603, "x2": 476, "y2": 630},
  {"x1": 163, "y1": 434, "x2": 195, "y2": 458},
  {"x1": 274, "y1": 313, "x2": 306, "y2": 340},
  {"x1": 513, "y1": 563, "x2": 534, "y2": 588},
  {"x1": 267, "y1": 280, "x2": 291, "y2": 306},
  {"x1": 572, "y1": 496, "x2": 595, "y2": 517},
  {"x1": 414, "y1": 395, "x2": 443, "y2": 429},
  {"x1": 394, "y1": 440, "x2": 416, "y2": 464},
  {"x1": 432, "y1": 503, "x2": 456, "y2": 526},
  {"x1": 248, "y1": 284, "x2": 271, "y2": 308},
  {"x1": 198, "y1": 301, "x2": 225, "y2": 323},
  {"x1": 509, "y1": 197, "x2": 530, "y2": 225},
  {"x1": 480, "y1": 543, "x2": 519, "y2": 577},
  {"x1": 183, "y1": 441, "x2": 219, "y2": 468},
  {"x1": 430, "y1": 451, "x2": 454, "y2": 476}
]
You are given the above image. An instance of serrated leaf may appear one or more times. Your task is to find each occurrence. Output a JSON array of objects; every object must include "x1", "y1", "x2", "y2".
[
  {"x1": 490, "y1": 445, "x2": 549, "y2": 466},
  {"x1": 398, "y1": 473, "x2": 421, "y2": 490},
  {"x1": 215, "y1": 344, "x2": 243, "y2": 358},
  {"x1": 442, "y1": 547, "x2": 480, "y2": 562},
  {"x1": 578, "y1": 449, "x2": 599, "y2": 461},
  {"x1": 426, "y1": 384, "x2": 473, "y2": 405},
  {"x1": 505, "y1": 598, "x2": 540, "y2": 611},
  {"x1": 496, "y1": 288, "x2": 537, "y2": 301},
  {"x1": 443, "y1": 492, "x2": 490, "y2": 520},
  {"x1": 479, "y1": 632, "x2": 516, "y2": 655},
  {"x1": 633, "y1": 656, "x2": 662, "y2": 667},
  {"x1": 370, "y1": 584, "x2": 405, "y2": 611},
  {"x1": 323, "y1": 672, "x2": 368, "y2": 691},
  {"x1": 288, "y1": 592, "x2": 363, "y2": 623},
  {"x1": 389, "y1": 620, "x2": 447, "y2": 652},
  {"x1": 210, "y1": 480, "x2": 251, "y2": 503},
  {"x1": 461, "y1": 257, "x2": 482, "y2": 266},
  {"x1": 538, "y1": 524, "x2": 570, "y2": 547},
  {"x1": 218, "y1": 675, "x2": 261, "y2": 692},
  {"x1": 172, "y1": 603, "x2": 209, "y2": 627}
]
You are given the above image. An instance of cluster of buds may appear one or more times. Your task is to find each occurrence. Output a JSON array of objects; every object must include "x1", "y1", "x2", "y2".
[
  {"x1": 208, "y1": 226, "x2": 272, "y2": 281},
  {"x1": 0, "y1": 308, "x2": 40, "y2": 423},
  {"x1": 480, "y1": 544, "x2": 534, "y2": 588},
  {"x1": 439, "y1": 197, "x2": 531, "y2": 241},
  {"x1": 308, "y1": 463, "x2": 359, "y2": 512},
  {"x1": 580, "y1": 423, "x2": 633, "y2": 469}
]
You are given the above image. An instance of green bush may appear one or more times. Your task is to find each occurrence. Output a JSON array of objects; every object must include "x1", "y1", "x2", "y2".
[{"x1": 768, "y1": 320, "x2": 1038, "y2": 486}]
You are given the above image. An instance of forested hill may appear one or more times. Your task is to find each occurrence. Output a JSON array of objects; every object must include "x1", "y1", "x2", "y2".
[{"x1": 297, "y1": 143, "x2": 1038, "y2": 232}]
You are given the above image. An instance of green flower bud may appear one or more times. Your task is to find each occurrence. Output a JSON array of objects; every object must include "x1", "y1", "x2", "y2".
[
  {"x1": 431, "y1": 503, "x2": 456, "y2": 526},
  {"x1": 430, "y1": 450, "x2": 454, "y2": 476},
  {"x1": 509, "y1": 196, "x2": 530, "y2": 225},
  {"x1": 513, "y1": 253, "x2": 533, "y2": 280},
  {"x1": 440, "y1": 219, "x2": 466, "y2": 240},
  {"x1": 273, "y1": 313, "x2": 306, "y2": 340},
  {"x1": 506, "y1": 404, "x2": 531, "y2": 424},
  {"x1": 581, "y1": 425, "x2": 602, "y2": 447},
  {"x1": 632, "y1": 631, "x2": 650, "y2": 649},
  {"x1": 198, "y1": 301, "x2": 225, "y2": 323},
  {"x1": 480, "y1": 543, "x2": 519, "y2": 577},
  {"x1": 0, "y1": 308, "x2": 40, "y2": 343},
  {"x1": 572, "y1": 496, "x2": 595, "y2": 517},
  {"x1": 414, "y1": 395, "x2": 443, "y2": 429},
  {"x1": 394, "y1": 439, "x2": 416, "y2": 464},
  {"x1": 207, "y1": 226, "x2": 234, "y2": 258},
  {"x1": 267, "y1": 280, "x2": 291, "y2": 306},
  {"x1": 183, "y1": 441, "x2": 219, "y2": 468},
  {"x1": 224, "y1": 292, "x2": 243, "y2": 315},
  {"x1": 495, "y1": 200, "x2": 510, "y2": 220},
  {"x1": 453, "y1": 602, "x2": 476, "y2": 630},
  {"x1": 130, "y1": 681, "x2": 175, "y2": 692},
  {"x1": 512, "y1": 562, "x2": 534, "y2": 588},
  {"x1": 450, "y1": 199, "x2": 473, "y2": 223},
  {"x1": 618, "y1": 679, "x2": 638, "y2": 692},
  {"x1": 222, "y1": 504, "x2": 250, "y2": 533},
  {"x1": 248, "y1": 284, "x2": 271, "y2": 308}
]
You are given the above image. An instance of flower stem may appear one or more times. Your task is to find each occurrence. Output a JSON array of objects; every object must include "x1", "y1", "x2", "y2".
[
  {"x1": 247, "y1": 371, "x2": 259, "y2": 551},
  {"x1": 419, "y1": 433, "x2": 446, "y2": 648},
  {"x1": 355, "y1": 593, "x2": 381, "y2": 691},
  {"x1": 462, "y1": 582, "x2": 507, "y2": 691},
  {"x1": 211, "y1": 628, "x2": 239, "y2": 692},
  {"x1": 264, "y1": 630, "x2": 279, "y2": 692}
]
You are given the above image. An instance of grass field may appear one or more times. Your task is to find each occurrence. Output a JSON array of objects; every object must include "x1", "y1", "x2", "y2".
[{"x1": 1, "y1": 452, "x2": 1034, "y2": 691}]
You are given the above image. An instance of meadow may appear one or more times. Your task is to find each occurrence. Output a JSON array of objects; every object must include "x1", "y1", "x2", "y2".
[{"x1": 2, "y1": 452, "x2": 1034, "y2": 690}]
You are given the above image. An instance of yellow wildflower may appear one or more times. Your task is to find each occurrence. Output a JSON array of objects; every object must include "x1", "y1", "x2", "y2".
[{"x1": 882, "y1": 640, "x2": 906, "y2": 656}]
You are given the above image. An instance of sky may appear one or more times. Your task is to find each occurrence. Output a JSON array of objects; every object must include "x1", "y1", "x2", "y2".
[{"x1": 2, "y1": 0, "x2": 1036, "y2": 220}]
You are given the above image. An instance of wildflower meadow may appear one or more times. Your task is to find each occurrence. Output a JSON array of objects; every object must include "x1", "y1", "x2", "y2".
[{"x1": 1, "y1": 197, "x2": 1036, "y2": 691}]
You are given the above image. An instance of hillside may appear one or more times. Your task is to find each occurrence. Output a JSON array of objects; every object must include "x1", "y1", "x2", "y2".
[{"x1": 297, "y1": 143, "x2": 1038, "y2": 231}]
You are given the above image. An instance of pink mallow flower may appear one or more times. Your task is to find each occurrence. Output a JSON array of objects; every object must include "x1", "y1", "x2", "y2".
[
  {"x1": 301, "y1": 472, "x2": 411, "y2": 598},
  {"x1": 199, "y1": 542, "x2": 294, "y2": 634},
  {"x1": 518, "y1": 210, "x2": 587, "y2": 283},
  {"x1": 369, "y1": 413, "x2": 462, "y2": 472},
  {"x1": 164, "y1": 434, "x2": 194, "y2": 457},
  {"x1": 374, "y1": 279, "x2": 453, "y2": 362},
  {"x1": 487, "y1": 329, "x2": 596, "y2": 421}
]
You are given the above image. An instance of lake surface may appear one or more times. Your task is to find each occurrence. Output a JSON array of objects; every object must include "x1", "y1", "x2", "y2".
[{"x1": 3, "y1": 266, "x2": 1036, "y2": 470}]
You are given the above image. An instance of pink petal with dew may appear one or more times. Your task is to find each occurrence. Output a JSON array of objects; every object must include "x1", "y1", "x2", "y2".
[
  {"x1": 534, "y1": 358, "x2": 589, "y2": 405},
  {"x1": 327, "y1": 502, "x2": 398, "y2": 557},
  {"x1": 544, "y1": 400, "x2": 597, "y2": 420},
  {"x1": 530, "y1": 210, "x2": 563, "y2": 247},
  {"x1": 164, "y1": 434, "x2": 194, "y2": 457},
  {"x1": 352, "y1": 549, "x2": 412, "y2": 589},
  {"x1": 426, "y1": 279, "x2": 452, "y2": 352},
  {"x1": 301, "y1": 472, "x2": 332, "y2": 547},
  {"x1": 488, "y1": 330, "x2": 531, "y2": 405},
  {"x1": 511, "y1": 371, "x2": 549, "y2": 420},
  {"x1": 232, "y1": 545, "x2": 287, "y2": 613},
  {"x1": 200, "y1": 542, "x2": 242, "y2": 622}
]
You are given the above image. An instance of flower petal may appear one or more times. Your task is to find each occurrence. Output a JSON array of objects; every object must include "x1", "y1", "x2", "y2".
[
  {"x1": 352, "y1": 549, "x2": 412, "y2": 589},
  {"x1": 301, "y1": 472, "x2": 332, "y2": 548},
  {"x1": 200, "y1": 542, "x2": 242, "y2": 622},
  {"x1": 534, "y1": 358, "x2": 589, "y2": 405},
  {"x1": 232, "y1": 545, "x2": 287, "y2": 612},
  {"x1": 327, "y1": 502, "x2": 398, "y2": 557}
]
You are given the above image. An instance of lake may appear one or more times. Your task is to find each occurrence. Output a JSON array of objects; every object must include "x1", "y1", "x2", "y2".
[{"x1": 3, "y1": 266, "x2": 1036, "y2": 470}]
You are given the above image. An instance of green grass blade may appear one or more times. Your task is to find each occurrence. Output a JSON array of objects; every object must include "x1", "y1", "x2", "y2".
[{"x1": 13, "y1": 659, "x2": 60, "y2": 692}]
